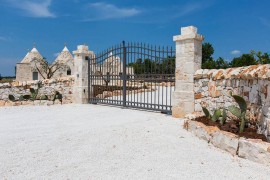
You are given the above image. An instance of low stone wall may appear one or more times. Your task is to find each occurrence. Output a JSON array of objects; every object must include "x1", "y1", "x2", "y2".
[
  {"x1": 184, "y1": 119, "x2": 270, "y2": 166},
  {"x1": 0, "y1": 77, "x2": 75, "y2": 106},
  {"x1": 194, "y1": 64, "x2": 270, "y2": 140}
]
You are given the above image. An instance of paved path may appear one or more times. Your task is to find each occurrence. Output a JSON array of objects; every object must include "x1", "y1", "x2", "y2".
[{"x1": 0, "y1": 104, "x2": 269, "y2": 179}]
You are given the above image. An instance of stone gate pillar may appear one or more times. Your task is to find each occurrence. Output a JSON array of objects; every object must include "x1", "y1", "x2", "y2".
[
  {"x1": 172, "y1": 26, "x2": 204, "y2": 118},
  {"x1": 73, "y1": 45, "x2": 94, "y2": 104}
]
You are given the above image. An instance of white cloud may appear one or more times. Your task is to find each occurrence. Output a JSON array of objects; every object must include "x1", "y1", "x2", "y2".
[
  {"x1": 84, "y1": 2, "x2": 141, "y2": 21},
  {"x1": 173, "y1": 3, "x2": 205, "y2": 18},
  {"x1": 231, "y1": 50, "x2": 241, "y2": 55},
  {"x1": 7, "y1": 0, "x2": 55, "y2": 18}
]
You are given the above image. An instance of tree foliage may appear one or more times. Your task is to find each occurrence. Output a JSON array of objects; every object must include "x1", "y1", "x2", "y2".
[
  {"x1": 128, "y1": 56, "x2": 175, "y2": 75},
  {"x1": 230, "y1": 53, "x2": 257, "y2": 67},
  {"x1": 202, "y1": 42, "x2": 214, "y2": 63},
  {"x1": 202, "y1": 42, "x2": 270, "y2": 69}
]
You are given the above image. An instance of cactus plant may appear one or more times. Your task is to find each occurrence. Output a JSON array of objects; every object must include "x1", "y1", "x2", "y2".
[
  {"x1": 30, "y1": 88, "x2": 39, "y2": 100},
  {"x1": 228, "y1": 94, "x2": 247, "y2": 133},
  {"x1": 212, "y1": 109, "x2": 222, "y2": 122},
  {"x1": 202, "y1": 107, "x2": 224, "y2": 123},
  {"x1": 220, "y1": 107, "x2": 227, "y2": 125},
  {"x1": 202, "y1": 107, "x2": 211, "y2": 119},
  {"x1": 40, "y1": 95, "x2": 48, "y2": 100}
]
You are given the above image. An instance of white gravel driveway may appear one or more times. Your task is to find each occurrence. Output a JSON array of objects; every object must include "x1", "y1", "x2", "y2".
[{"x1": 0, "y1": 104, "x2": 269, "y2": 179}]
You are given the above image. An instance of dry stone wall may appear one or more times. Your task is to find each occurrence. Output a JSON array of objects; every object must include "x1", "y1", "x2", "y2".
[
  {"x1": 0, "y1": 77, "x2": 74, "y2": 106},
  {"x1": 194, "y1": 64, "x2": 270, "y2": 140}
]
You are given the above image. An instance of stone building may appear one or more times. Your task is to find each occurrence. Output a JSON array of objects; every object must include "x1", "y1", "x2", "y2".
[
  {"x1": 16, "y1": 46, "x2": 74, "y2": 82},
  {"x1": 96, "y1": 52, "x2": 134, "y2": 77},
  {"x1": 16, "y1": 45, "x2": 133, "y2": 83}
]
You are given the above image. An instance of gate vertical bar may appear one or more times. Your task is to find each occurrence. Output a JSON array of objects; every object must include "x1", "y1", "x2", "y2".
[
  {"x1": 122, "y1": 41, "x2": 127, "y2": 107},
  {"x1": 88, "y1": 56, "x2": 90, "y2": 103}
]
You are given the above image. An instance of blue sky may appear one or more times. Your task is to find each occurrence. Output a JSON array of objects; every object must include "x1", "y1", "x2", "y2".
[{"x1": 0, "y1": 0, "x2": 270, "y2": 76}]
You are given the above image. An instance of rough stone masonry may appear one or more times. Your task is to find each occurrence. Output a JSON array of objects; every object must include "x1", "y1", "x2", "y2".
[
  {"x1": 194, "y1": 64, "x2": 270, "y2": 140},
  {"x1": 0, "y1": 77, "x2": 74, "y2": 106}
]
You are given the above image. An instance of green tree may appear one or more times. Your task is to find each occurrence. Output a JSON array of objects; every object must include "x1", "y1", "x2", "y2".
[
  {"x1": 202, "y1": 59, "x2": 217, "y2": 69},
  {"x1": 215, "y1": 57, "x2": 229, "y2": 69},
  {"x1": 202, "y1": 42, "x2": 217, "y2": 69},
  {"x1": 230, "y1": 53, "x2": 258, "y2": 67},
  {"x1": 202, "y1": 42, "x2": 214, "y2": 63},
  {"x1": 251, "y1": 50, "x2": 270, "y2": 64},
  {"x1": 161, "y1": 56, "x2": 175, "y2": 74}
]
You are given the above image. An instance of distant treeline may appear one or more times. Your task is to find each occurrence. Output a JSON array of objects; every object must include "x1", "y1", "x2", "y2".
[
  {"x1": 202, "y1": 43, "x2": 270, "y2": 69},
  {"x1": 128, "y1": 56, "x2": 175, "y2": 75},
  {"x1": 0, "y1": 74, "x2": 15, "y2": 82}
]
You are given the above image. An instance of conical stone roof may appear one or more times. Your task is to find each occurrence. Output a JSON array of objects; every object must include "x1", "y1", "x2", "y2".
[
  {"x1": 21, "y1": 47, "x2": 43, "y2": 63},
  {"x1": 54, "y1": 46, "x2": 73, "y2": 63}
]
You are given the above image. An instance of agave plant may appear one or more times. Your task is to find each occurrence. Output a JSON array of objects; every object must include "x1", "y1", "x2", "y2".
[
  {"x1": 202, "y1": 107, "x2": 226, "y2": 124},
  {"x1": 30, "y1": 87, "x2": 39, "y2": 100},
  {"x1": 228, "y1": 94, "x2": 247, "y2": 133}
]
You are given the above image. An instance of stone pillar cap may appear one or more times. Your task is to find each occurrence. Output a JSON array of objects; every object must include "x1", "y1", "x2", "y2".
[
  {"x1": 181, "y1": 26, "x2": 197, "y2": 35},
  {"x1": 173, "y1": 26, "x2": 204, "y2": 42},
  {"x1": 73, "y1": 45, "x2": 93, "y2": 55}
]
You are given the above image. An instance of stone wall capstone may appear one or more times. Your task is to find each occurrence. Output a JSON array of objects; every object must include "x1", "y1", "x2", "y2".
[{"x1": 194, "y1": 64, "x2": 270, "y2": 140}]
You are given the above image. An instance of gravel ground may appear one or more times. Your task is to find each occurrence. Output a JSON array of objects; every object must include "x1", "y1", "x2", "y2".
[{"x1": 0, "y1": 104, "x2": 269, "y2": 179}]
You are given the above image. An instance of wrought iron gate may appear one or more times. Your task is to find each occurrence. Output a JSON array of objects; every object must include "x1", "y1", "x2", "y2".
[{"x1": 88, "y1": 41, "x2": 175, "y2": 113}]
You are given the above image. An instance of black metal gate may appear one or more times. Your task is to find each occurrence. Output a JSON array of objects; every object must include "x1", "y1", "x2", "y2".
[{"x1": 88, "y1": 41, "x2": 175, "y2": 113}]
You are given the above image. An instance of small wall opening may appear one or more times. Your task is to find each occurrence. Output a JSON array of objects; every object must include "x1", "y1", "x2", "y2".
[
  {"x1": 32, "y1": 72, "x2": 38, "y2": 80},
  {"x1": 67, "y1": 69, "x2": 71, "y2": 75}
]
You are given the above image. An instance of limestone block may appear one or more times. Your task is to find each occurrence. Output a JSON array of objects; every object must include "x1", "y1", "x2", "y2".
[
  {"x1": 34, "y1": 101, "x2": 40, "y2": 106},
  {"x1": 249, "y1": 85, "x2": 259, "y2": 104},
  {"x1": 188, "y1": 121, "x2": 210, "y2": 142},
  {"x1": 210, "y1": 131, "x2": 239, "y2": 156},
  {"x1": 181, "y1": 26, "x2": 197, "y2": 35},
  {"x1": 5, "y1": 101, "x2": 14, "y2": 106},
  {"x1": 2, "y1": 83, "x2": 11, "y2": 88},
  {"x1": 212, "y1": 69, "x2": 226, "y2": 80},
  {"x1": 175, "y1": 81, "x2": 194, "y2": 92},
  {"x1": 195, "y1": 93, "x2": 203, "y2": 99},
  {"x1": 229, "y1": 67, "x2": 242, "y2": 79},
  {"x1": 183, "y1": 62, "x2": 196, "y2": 74},
  {"x1": 172, "y1": 106, "x2": 185, "y2": 118},
  {"x1": 194, "y1": 69, "x2": 203, "y2": 79},
  {"x1": 187, "y1": 120, "x2": 219, "y2": 141},
  {"x1": 14, "y1": 101, "x2": 22, "y2": 106},
  {"x1": 172, "y1": 91, "x2": 194, "y2": 104},
  {"x1": 238, "y1": 138, "x2": 270, "y2": 165},
  {"x1": 0, "y1": 100, "x2": 6, "y2": 106},
  {"x1": 172, "y1": 101, "x2": 194, "y2": 118},
  {"x1": 202, "y1": 69, "x2": 209, "y2": 78},
  {"x1": 175, "y1": 70, "x2": 194, "y2": 82}
]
